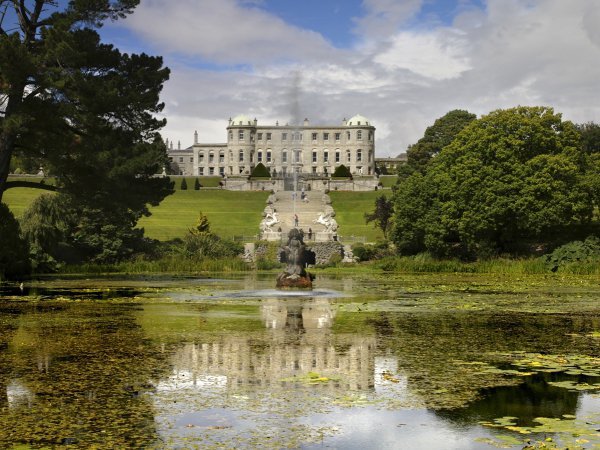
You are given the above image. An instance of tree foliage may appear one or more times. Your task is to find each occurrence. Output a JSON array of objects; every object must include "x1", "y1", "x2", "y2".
[
  {"x1": 399, "y1": 109, "x2": 476, "y2": 179},
  {"x1": 392, "y1": 106, "x2": 594, "y2": 258},
  {"x1": 251, "y1": 162, "x2": 271, "y2": 178},
  {"x1": 0, "y1": 203, "x2": 30, "y2": 279},
  {"x1": 332, "y1": 164, "x2": 351, "y2": 178},
  {"x1": 365, "y1": 194, "x2": 394, "y2": 239},
  {"x1": 0, "y1": 1, "x2": 174, "y2": 263}
]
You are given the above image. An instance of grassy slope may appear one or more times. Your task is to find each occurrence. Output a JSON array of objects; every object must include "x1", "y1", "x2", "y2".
[
  {"x1": 4, "y1": 176, "x2": 385, "y2": 242},
  {"x1": 138, "y1": 190, "x2": 268, "y2": 240},
  {"x1": 329, "y1": 191, "x2": 390, "y2": 242}
]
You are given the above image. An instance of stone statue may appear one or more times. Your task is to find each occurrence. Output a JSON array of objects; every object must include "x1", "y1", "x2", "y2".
[
  {"x1": 260, "y1": 211, "x2": 279, "y2": 232},
  {"x1": 277, "y1": 229, "x2": 315, "y2": 289}
]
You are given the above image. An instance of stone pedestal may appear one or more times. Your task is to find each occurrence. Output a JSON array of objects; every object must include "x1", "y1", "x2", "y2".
[
  {"x1": 262, "y1": 231, "x2": 282, "y2": 241},
  {"x1": 315, "y1": 231, "x2": 334, "y2": 242}
]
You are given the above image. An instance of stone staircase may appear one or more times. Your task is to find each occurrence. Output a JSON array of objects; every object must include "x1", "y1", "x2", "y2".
[{"x1": 271, "y1": 191, "x2": 324, "y2": 236}]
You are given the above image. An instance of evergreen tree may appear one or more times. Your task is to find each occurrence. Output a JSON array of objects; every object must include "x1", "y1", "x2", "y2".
[
  {"x1": 0, "y1": 1, "x2": 173, "y2": 263},
  {"x1": 194, "y1": 178, "x2": 201, "y2": 190},
  {"x1": 365, "y1": 194, "x2": 394, "y2": 239},
  {"x1": 180, "y1": 178, "x2": 188, "y2": 190},
  {"x1": 251, "y1": 163, "x2": 271, "y2": 178},
  {"x1": 332, "y1": 164, "x2": 352, "y2": 178}
]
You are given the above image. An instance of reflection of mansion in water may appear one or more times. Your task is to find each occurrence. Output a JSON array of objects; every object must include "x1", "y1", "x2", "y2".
[
  {"x1": 159, "y1": 298, "x2": 400, "y2": 393},
  {"x1": 167, "y1": 115, "x2": 376, "y2": 178}
]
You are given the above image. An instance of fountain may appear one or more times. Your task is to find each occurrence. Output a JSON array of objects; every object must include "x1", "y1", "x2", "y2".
[{"x1": 277, "y1": 228, "x2": 315, "y2": 289}]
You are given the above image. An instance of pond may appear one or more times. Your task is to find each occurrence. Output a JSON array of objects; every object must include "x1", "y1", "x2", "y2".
[{"x1": 1, "y1": 273, "x2": 599, "y2": 449}]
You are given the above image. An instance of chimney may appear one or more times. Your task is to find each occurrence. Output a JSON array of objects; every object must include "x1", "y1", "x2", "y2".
[
  {"x1": 194, "y1": 130, "x2": 198, "y2": 145},
  {"x1": 177, "y1": 140, "x2": 180, "y2": 150},
  {"x1": 303, "y1": 118, "x2": 309, "y2": 126}
]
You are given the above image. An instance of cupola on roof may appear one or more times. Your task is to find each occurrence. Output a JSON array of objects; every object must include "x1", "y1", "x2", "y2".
[
  {"x1": 346, "y1": 114, "x2": 371, "y2": 126},
  {"x1": 230, "y1": 114, "x2": 254, "y2": 126}
]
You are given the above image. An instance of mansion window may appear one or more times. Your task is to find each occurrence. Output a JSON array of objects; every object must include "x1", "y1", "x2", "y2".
[
  {"x1": 323, "y1": 132, "x2": 329, "y2": 141},
  {"x1": 346, "y1": 150, "x2": 351, "y2": 163},
  {"x1": 292, "y1": 132, "x2": 302, "y2": 141},
  {"x1": 209, "y1": 167, "x2": 214, "y2": 175},
  {"x1": 369, "y1": 131, "x2": 373, "y2": 141},
  {"x1": 179, "y1": 157, "x2": 183, "y2": 163},
  {"x1": 239, "y1": 150, "x2": 244, "y2": 162},
  {"x1": 257, "y1": 132, "x2": 263, "y2": 140},
  {"x1": 199, "y1": 153, "x2": 204, "y2": 162},
  {"x1": 219, "y1": 152, "x2": 224, "y2": 163},
  {"x1": 357, "y1": 130, "x2": 362, "y2": 140},
  {"x1": 335, "y1": 151, "x2": 340, "y2": 163},
  {"x1": 294, "y1": 150, "x2": 300, "y2": 163},
  {"x1": 189, "y1": 157, "x2": 193, "y2": 162},
  {"x1": 335, "y1": 132, "x2": 340, "y2": 142},
  {"x1": 312, "y1": 166, "x2": 317, "y2": 174},
  {"x1": 209, "y1": 153, "x2": 214, "y2": 163},
  {"x1": 266, "y1": 132, "x2": 272, "y2": 141},
  {"x1": 282, "y1": 151, "x2": 288, "y2": 163},
  {"x1": 312, "y1": 151, "x2": 317, "y2": 163},
  {"x1": 357, "y1": 149, "x2": 362, "y2": 162},
  {"x1": 282, "y1": 132, "x2": 288, "y2": 141},
  {"x1": 312, "y1": 132, "x2": 318, "y2": 141},
  {"x1": 257, "y1": 151, "x2": 262, "y2": 162},
  {"x1": 199, "y1": 167, "x2": 204, "y2": 175},
  {"x1": 229, "y1": 131, "x2": 233, "y2": 140},
  {"x1": 238, "y1": 130, "x2": 244, "y2": 140},
  {"x1": 323, "y1": 151, "x2": 329, "y2": 162},
  {"x1": 266, "y1": 151, "x2": 272, "y2": 163},
  {"x1": 219, "y1": 167, "x2": 225, "y2": 176},
  {"x1": 346, "y1": 131, "x2": 351, "y2": 140}
]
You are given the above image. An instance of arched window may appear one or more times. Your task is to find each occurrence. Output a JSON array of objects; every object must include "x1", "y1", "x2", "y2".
[
  {"x1": 209, "y1": 151, "x2": 214, "y2": 163},
  {"x1": 323, "y1": 150, "x2": 329, "y2": 162},
  {"x1": 357, "y1": 130, "x2": 362, "y2": 140},
  {"x1": 266, "y1": 150, "x2": 272, "y2": 163},
  {"x1": 199, "y1": 152, "x2": 205, "y2": 162},
  {"x1": 282, "y1": 150, "x2": 288, "y2": 163},
  {"x1": 357, "y1": 149, "x2": 362, "y2": 162},
  {"x1": 346, "y1": 150, "x2": 351, "y2": 163},
  {"x1": 219, "y1": 151, "x2": 225, "y2": 163},
  {"x1": 239, "y1": 150, "x2": 244, "y2": 162},
  {"x1": 257, "y1": 150, "x2": 263, "y2": 162}
]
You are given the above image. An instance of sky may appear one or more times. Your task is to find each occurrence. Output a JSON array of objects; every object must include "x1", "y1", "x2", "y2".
[{"x1": 95, "y1": 0, "x2": 600, "y2": 156}]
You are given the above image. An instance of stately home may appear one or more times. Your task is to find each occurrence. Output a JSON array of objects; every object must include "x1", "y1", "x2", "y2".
[{"x1": 167, "y1": 114, "x2": 376, "y2": 178}]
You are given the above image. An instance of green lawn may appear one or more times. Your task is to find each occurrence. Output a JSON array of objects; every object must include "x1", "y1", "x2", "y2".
[
  {"x1": 138, "y1": 190, "x2": 268, "y2": 240},
  {"x1": 329, "y1": 191, "x2": 390, "y2": 242},
  {"x1": 3, "y1": 187, "x2": 53, "y2": 218},
  {"x1": 3, "y1": 181, "x2": 387, "y2": 242},
  {"x1": 379, "y1": 175, "x2": 398, "y2": 188}
]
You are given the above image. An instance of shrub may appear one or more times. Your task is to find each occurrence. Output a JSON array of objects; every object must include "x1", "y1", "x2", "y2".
[
  {"x1": 180, "y1": 178, "x2": 188, "y2": 190},
  {"x1": 251, "y1": 163, "x2": 271, "y2": 178},
  {"x1": 182, "y1": 232, "x2": 242, "y2": 260},
  {"x1": 332, "y1": 164, "x2": 351, "y2": 178},
  {"x1": 543, "y1": 236, "x2": 600, "y2": 272},
  {"x1": 194, "y1": 178, "x2": 201, "y2": 190},
  {"x1": 20, "y1": 194, "x2": 72, "y2": 272},
  {"x1": 351, "y1": 244, "x2": 377, "y2": 262},
  {"x1": 0, "y1": 203, "x2": 30, "y2": 279}
]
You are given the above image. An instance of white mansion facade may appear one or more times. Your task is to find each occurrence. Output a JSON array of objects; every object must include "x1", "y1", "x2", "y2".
[{"x1": 167, "y1": 114, "x2": 376, "y2": 178}]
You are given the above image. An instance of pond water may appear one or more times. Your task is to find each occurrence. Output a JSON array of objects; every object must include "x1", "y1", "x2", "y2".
[{"x1": 1, "y1": 273, "x2": 599, "y2": 449}]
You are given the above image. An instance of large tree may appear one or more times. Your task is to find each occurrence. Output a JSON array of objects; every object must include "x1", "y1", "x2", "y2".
[
  {"x1": 392, "y1": 106, "x2": 594, "y2": 257},
  {"x1": 399, "y1": 109, "x2": 476, "y2": 179},
  {"x1": 0, "y1": 1, "x2": 173, "y2": 263}
]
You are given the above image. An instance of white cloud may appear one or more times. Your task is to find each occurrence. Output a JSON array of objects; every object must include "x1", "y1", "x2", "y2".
[
  {"x1": 374, "y1": 30, "x2": 471, "y2": 80},
  {"x1": 123, "y1": 0, "x2": 337, "y2": 64},
  {"x1": 122, "y1": 0, "x2": 600, "y2": 156}
]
